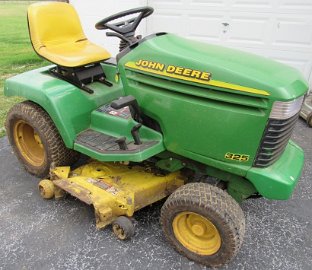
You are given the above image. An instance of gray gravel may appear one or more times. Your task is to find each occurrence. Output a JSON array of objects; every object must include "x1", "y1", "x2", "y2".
[{"x1": 0, "y1": 119, "x2": 311, "y2": 270}]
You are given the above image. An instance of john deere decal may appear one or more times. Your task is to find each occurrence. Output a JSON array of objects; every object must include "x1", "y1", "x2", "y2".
[
  {"x1": 125, "y1": 60, "x2": 270, "y2": 96},
  {"x1": 134, "y1": 59, "x2": 211, "y2": 81}
]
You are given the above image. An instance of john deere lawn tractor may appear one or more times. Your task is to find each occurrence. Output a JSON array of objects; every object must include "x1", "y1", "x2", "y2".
[{"x1": 4, "y1": 2, "x2": 308, "y2": 268}]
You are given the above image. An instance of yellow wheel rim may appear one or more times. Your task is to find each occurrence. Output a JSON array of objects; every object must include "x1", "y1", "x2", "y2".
[
  {"x1": 112, "y1": 224, "x2": 126, "y2": 240},
  {"x1": 173, "y1": 212, "x2": 221, "y2": 255},
  {"x1": 38, "y1": 179, "x2": 55, "y2": 199},
  {"x1": 13, "y1": 120, "x2": 45, "y2": 167}
]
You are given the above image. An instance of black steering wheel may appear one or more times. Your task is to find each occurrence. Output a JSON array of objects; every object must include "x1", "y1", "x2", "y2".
[{"x1": 95, "y1": 7, "x2": 154, "y2": 36}]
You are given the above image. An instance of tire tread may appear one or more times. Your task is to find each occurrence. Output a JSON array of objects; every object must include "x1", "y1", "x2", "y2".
[
  {"x1": 160, "y1": 182, "x2": 245, "y2": 267},
  {"x1": 6, "y1": 101, "x2": 79, "y2": 177}
]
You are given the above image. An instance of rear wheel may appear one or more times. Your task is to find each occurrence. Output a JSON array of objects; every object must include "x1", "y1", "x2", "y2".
[
  {"x1": 160, "y1": 182, "x2": 245, "y2": 268},
  {"x1": 6, "y1": 101, "x2": 80, "y2": 177}
]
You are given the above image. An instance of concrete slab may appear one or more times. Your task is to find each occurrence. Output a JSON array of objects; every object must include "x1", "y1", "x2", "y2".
[{"x1": 0, "y1": 120, "x2": 311, "y2": 270}]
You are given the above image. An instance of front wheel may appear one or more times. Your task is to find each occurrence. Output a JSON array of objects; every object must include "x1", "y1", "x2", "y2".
[
  {"x1": 6, "y1": 101, "x2": 80, "y2": 177},
  {"x1": 160, "y1": 182, "x2": 245, "y2": 268}
]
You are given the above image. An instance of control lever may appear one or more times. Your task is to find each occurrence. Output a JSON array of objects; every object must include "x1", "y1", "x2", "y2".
[
  {"x1": 111, "y1": 95, "x2": 142, "y2": 123},
  {"x1": 131, "y1": 124, "x2": 142, "y2": 145},
  {"x1": 115, "y1": 137, "x2": 128, "y2": 150}
]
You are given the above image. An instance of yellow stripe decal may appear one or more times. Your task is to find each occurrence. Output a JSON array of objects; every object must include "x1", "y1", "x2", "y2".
[{"x1": 125, "y1": 61, "x2": 270, "y2": 96}]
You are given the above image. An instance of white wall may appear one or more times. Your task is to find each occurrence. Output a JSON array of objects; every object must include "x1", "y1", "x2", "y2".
[{"x1": 70, "y1": 0, "x2": 147, "y2": 55}]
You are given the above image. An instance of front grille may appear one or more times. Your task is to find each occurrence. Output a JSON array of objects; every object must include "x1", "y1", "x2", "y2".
[{"x1": 254, "y1": 113, "x2": 299, "y2": 167}]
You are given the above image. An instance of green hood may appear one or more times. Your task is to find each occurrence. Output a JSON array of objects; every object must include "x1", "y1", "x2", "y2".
[{"x1": 119, "y1": 34, "x2": 308, "y2": 101}]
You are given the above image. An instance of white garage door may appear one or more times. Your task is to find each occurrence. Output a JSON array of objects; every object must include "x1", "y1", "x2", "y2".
[
  {"x1": 71, "y1": 0, "x2": 312, "y2": 89},
  {"x1": 146, "y1": 0, "x2": 312, "y2": 89}
]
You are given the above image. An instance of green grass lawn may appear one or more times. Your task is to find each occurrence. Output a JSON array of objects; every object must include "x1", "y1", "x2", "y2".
[{"x1": 0, "y1": 1, "x2": 48, "y2": 136}]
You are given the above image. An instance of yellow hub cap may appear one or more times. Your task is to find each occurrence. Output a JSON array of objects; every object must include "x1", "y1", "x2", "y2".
[
  {"x1": 112, "y1": 224, "x2": 126, "y2": 240},
  {"x1": 173, "y1": 212, "x2": 221, "y2": 255},
  {"x1": 13, "y1": 120, "x2": 45, "y2": 167}
]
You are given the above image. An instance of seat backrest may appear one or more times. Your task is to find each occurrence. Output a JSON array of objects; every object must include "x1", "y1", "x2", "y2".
[{"x1": 28, "y1": 2, "x2": 86, "y2": 52}]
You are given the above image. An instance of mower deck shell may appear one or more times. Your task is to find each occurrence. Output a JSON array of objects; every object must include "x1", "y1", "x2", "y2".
[{"x1": 50, "y1": 161, "x2": 184, "y2": 229}]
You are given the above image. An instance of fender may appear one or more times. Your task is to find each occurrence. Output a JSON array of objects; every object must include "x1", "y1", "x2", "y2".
[{"x1": 4, "y1": 65, "x2": 123, "y2": 147}]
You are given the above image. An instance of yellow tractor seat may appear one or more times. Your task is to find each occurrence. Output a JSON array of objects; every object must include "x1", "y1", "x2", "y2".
[{"x1": 27, "y1": 2, "x2": 111, "y2": 68}]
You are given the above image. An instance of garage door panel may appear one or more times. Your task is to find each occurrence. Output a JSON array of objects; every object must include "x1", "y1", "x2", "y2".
[
  {"x1": 226, "y1": 16, "x2": 269, "y2": 46},
  {"x1": 148, "y1": 13, "x2": 186, "y2": 34},
  {"x1": 272, "y1": 16, "x2": 312, "y2": 52},
  {"x1": 191, "y1": 0, "x2": 227, "y2": 8},
  {"x1": 148, "y1": 0, "x2": 184, "y2": 10},
  {"x1": 188, "y1": 14, "x2": 225, "y2": 42},
  {"x1": 153, "y1": 0, "x2": 182, "y2": 2},
  {"x1": 231, "y1": 0, "x2": 273, "y2": 9},
  {"x1": 149, "y1": 0, "x2": 229, "y2": 11},
  {"x1": 271, "y1": 52, "x2": 312, "y2": 80},
  {"x1": 230, "y1": 46, "x2": 312, "y2": 80},
  {"x1": 278, "y1": 0, "x2": 312, "y2": 14}
]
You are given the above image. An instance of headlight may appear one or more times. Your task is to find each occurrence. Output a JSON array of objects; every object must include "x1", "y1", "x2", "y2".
[{"x1": 269, "y1": 96, "x2": 304, "y2": 120}]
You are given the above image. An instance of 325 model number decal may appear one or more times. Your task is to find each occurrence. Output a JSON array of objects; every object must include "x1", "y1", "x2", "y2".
[{"x1": 225, "y1": 153, "x2": 249, "y2": 162}]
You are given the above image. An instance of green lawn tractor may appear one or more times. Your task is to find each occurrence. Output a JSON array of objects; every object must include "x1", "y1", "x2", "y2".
[{"x1": 4, "y1": 2, "x2": 309, "y2": 268}]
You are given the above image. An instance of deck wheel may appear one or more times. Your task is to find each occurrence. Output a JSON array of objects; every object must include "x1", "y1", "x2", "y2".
[
  {"x1": 112, "y1": 216, "x2": 135, "y2": 240},
  {"x1": 38, "y1": 179, "x2": 55, "y2": 199}
]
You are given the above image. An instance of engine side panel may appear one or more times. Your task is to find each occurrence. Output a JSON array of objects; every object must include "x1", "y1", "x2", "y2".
[{"x1": 118, "y1": 34, "x2": 308, "y2": 175}]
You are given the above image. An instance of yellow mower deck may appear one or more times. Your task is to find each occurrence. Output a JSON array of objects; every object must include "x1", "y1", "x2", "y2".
[{"x1": 42, "y1": 161, "x2": 184, "y2": 229}]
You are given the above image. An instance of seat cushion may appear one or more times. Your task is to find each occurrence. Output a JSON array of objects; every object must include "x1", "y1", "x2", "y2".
[
  {"x1": 28, "y1": 2, "x2": 111, "y2": 67},
  {"x1": 38, "y1": 39, "x2": 111, "y2": 67}
]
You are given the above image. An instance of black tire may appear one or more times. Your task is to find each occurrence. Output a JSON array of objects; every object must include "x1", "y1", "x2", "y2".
[
  {"x1": 160, "y1": 182, "x2": 245, "y2": 268},
  {"x1": 5, "y1": 101, "x2": 80, "y2": 178},
  {"x1": 112, "y1": 216, "x2": 135, "y2": 240}
]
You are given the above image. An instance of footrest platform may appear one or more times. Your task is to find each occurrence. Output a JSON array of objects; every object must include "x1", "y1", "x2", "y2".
[{"x1": 75, "y1": 129, "x2": 157, "y2": 154}]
